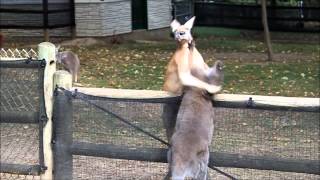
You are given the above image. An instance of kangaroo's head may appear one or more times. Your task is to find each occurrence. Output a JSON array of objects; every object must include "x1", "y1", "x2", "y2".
[{"x1": 170, "y1": 16, "x2": 195, "y2": 44}]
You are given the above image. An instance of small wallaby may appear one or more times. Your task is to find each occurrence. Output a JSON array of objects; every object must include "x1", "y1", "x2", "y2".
[
  {"x1": 167, "y1": 60, "x2": 224, "y2": 180},
  {"x1": 55, "y1": 45, "x2": 80, "y2": 82}
]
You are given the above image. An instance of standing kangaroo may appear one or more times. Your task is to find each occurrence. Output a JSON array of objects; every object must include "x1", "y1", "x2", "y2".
[
  {"x1": 55, "y1": 45, "x2": 80, "y2": 82},
  {"x1": 163, "y1": 16, "x2": 221, "y2": 95},
  {"x1": 168, "y1": 60, "x2": 224, "y2": 180},
  {"x1": 162, "y1": 17, "x2": 222, "y2": 141}
]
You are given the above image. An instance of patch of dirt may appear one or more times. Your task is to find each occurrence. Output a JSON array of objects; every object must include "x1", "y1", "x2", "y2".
[{"x1": 58, "y1": 38, "x2": 106, "y2": 47}]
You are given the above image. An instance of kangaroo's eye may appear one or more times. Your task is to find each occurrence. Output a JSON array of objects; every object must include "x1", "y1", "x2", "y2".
[{"x1": 179, "y1": 32, "x2": 185, "y2": 36}]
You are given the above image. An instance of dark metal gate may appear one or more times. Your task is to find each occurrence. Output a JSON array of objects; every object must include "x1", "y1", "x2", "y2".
[
  {"x1": 194, "y1": 2, "x2": 320, "y2": 32},
  {"x1": 0, "y1": 0, "x2": 75, "y2": 29}
]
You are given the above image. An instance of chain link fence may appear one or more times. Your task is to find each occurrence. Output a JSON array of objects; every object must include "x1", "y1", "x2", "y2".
[{"x1": 0, "y1": 59, "x2": 46, "y2": 179}]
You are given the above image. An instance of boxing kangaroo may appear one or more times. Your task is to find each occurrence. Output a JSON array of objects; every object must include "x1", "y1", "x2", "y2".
[
  {"x1": 162, "y1": 17, "x2": 222, "y2": 142},
  {"x1": 168, "y1": 60, "x2": 224, "y2": 180},
  {"x1": 163, "y1": 16, "x2": 221, "y2": 95}
]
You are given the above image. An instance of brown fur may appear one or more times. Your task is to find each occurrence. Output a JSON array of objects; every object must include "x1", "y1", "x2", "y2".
[
  {"x1": 168, "y1": 61, "x2": 224, "y2": 180},
  {"x1": 55, "y1": 45, "x2": 80, "y2": 83},
  {"x1": 163, "y1": 40, "x2": 189, "y2": 94},
  {"x1": 163, "y1": 17, "x2": 221, "y2": 95}
]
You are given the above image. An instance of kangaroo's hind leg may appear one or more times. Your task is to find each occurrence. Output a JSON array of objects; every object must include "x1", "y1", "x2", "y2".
[{"x1": 196, "y1": 149, "x2": 209, "y2": 180}]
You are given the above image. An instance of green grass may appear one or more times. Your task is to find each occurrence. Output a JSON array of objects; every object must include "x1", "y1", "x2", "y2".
[
  {"x1": 193, "y1": 27, "x2": 242, "y2": 38},
  {"x1": 192, "y1": 27, "x2": 320, "y2": 54},
  {"x1": 223, "y1": 61, "x2": 320, "y2": 96},
  {"x1": 72, "y1": 39, "x2": 319, "y2": 97}
]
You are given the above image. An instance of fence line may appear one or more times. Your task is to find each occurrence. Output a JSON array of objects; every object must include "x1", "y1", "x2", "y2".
[
  {"x1": 72, "y1": 87, "x2": 320, "y2": 112},
  {"x1": 0, "y1": 48, "x2": 38, "y2": 60},
  {"x1": 52, "y1": 80, "x2": 320, "y2": 179},
  {"x1": 0, "y1": 42, "x2": 57, "y2": 180}
]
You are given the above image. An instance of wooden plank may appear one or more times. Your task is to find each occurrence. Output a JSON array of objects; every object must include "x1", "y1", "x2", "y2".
[
  {"x1": 38, "y1": 42, "x2": 56, "y2": 180},
  {"x1": 72, "y1": 87, "x2": 320, "y2": 110},
  {"x1": 72, "y1": 87, "x2": 177, "y2": 99},
  {"x1": 71, "y1": 142, "x2": 320, "y2": 175},
  {"x1": 214, "y1": 94, "x2": 320, "y2": 109}
]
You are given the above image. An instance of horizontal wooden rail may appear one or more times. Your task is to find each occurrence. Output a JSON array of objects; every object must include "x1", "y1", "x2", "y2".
[
  {"x1": 73, "y1": 87, "x2": 320, "y2": 112},
  {"x1": 0, "y1": 163, "x2": 41, "y2": 175},
  {"x1": 0, "y1": 111, "x2": 39, "y2": 123},
  {"x1": 71, "y1": 142, "x2": 320, "y2": 175}
]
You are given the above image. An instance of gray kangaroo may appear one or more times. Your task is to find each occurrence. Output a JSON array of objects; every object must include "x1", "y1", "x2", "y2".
[
  {"x1": 55, "y1": 45, "x2": 80, "y2": 82},
  {"x1": 167, "y1": 60, "x2": 224, "y2": 180}
]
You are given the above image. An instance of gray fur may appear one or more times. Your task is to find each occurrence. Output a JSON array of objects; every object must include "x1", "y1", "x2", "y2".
[
  {"x1": 55, "y1": 45, "x2": 80, "y2": 82},
  {"x1": 168, "y1": 61, "x2": 224, "y2": 180}
]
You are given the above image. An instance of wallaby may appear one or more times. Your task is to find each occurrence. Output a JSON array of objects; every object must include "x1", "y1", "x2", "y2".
[
  {"x1": 167, "y1": 60, "x2": 224, "y2": 180},
  {"x1": 55, "y1": 45, "x2": 80, "y2": 82}
]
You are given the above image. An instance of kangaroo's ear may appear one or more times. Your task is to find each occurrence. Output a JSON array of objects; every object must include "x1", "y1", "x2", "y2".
[
  {"x1": 184, "y1": 16, "x2": 196, "y2": 30},
  {"x1": 170, "y1": 19, "x2": 181, "y2": 32}
]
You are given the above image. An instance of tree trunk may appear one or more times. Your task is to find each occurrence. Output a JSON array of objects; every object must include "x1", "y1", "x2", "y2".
[{"x1": 261, "y1": 0, "x2": 274, "y2": 61}]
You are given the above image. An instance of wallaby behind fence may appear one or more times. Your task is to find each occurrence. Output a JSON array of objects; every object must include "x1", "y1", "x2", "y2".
[
  {"x1": 167, "y1": 60, "x2": 224, "y2": 180},
  {"x1": 55, "y1": 45, "x2": 80, "y2": 82}
]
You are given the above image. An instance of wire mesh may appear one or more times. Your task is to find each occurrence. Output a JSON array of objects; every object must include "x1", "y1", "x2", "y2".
[
  {"x1": 0, "y1": 68, "x2": 40, "y2": 112},
  {"x1": 0, "y1": 123, "x2": 39, "y2": 165},
  {"x1": 73, "y1": 97, "x2": 167, "y2": 149},
  {"x1": 73, "y1": 156, "x2": 167, "y2": 180},
  {"x1": 209, "y1": 107, "x2": 319, "y2": 179},
  {"x1": 70, "y1": 93, "x2": 320, "y2": 179},
  {"x1": 207, "y1": 167, "x2": 319, "y2": 180},
  {"x1": 0, "y1": 64, "x2": 43, "y2": 179}
]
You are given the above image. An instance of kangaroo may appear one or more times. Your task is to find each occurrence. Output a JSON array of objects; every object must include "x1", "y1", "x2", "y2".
[
  {"x1": 167, "y1": 60, "x2": 224, "y2": 180},
  {"x1": 55, "y1": 45, "x2": 80, "y2": 82},
  {"x1": 163, "y1": 16, "x2": 221, "y2": 95},
  {"x1": 162, "y1": 17, "x2": 222, "y2": 142}
]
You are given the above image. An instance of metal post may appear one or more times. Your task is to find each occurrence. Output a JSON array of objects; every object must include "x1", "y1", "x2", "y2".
[
  {"x1": 43, "y1": 0, "x2": 49, "y2": 41},
  {"x1": 70, "y1": 0, "x2": 76, "y2": 39}
]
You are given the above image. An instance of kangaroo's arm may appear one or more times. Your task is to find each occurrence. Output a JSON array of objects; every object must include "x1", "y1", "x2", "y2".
[
  {"x1": 176, "y1": 47, "x2": 220, "y2": 92},
  {"x1": 191, "y1": 47, "x2": 214, "y2": 76}
]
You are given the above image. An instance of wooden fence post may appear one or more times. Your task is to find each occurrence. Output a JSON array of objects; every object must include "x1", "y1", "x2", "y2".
[
  {"x1": 38, "y1": 42, "x2": 56, "y2": 180},
  {"x1": 53, "y1": 70, "x2": 73, "y2": 180}
]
